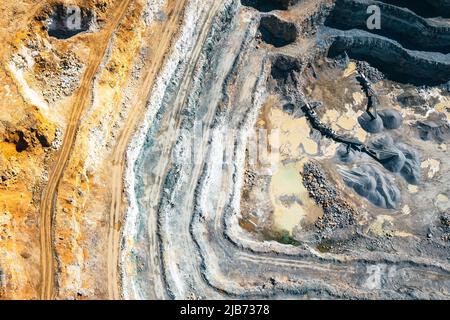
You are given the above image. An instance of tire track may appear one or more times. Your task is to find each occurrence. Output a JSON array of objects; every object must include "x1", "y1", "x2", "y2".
[
  {"x1": 39, "y1": 0, "x2": 131, "y2": 300},
  {"x1": 107, "y1": 0, "x2": 190, "y2": 300}
]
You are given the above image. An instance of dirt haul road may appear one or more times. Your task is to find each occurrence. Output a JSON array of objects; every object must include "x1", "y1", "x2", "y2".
[
  {"x1": 39, "y1": 0, "x2": 132, "y2": 300},
  {"x1": 106, "y1": 0, "x2": 190, "y2": 300},
  {"x1": 107, "y1": 0, "x2": 226, "y2": 300}
]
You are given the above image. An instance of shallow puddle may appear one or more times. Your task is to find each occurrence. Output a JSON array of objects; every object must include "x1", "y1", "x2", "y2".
[{"x1": 269, "y1": 161, "x2": 323, "y2": 234}]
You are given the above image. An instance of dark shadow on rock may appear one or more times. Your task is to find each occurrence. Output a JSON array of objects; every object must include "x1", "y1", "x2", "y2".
[
  {"x1": 259, "y1": 15, "x2": 298, "y2": 48},
  {"x1": 269, "y1": 54, "x2": 302, "y2": 99},
  {"x1": 326, "y1": 32, "x2": 450, "y2": 86},
  {"x1": 380, "y1": 0, "x2": 450, "y2": 18},
  {"x1": 325, "y1": 0, "x2": 450, "y2": 53},
  {"x1": 397, "y1": 92, "x2": 426, "y2": 107}
]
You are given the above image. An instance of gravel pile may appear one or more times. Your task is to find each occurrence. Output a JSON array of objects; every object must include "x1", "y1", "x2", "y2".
[
  {"x1": 302, "y1": 162, "x2": 357, "y2": 234},
  {"x1": 356, "y1": 61, "x2": 384, "y2": 83}
]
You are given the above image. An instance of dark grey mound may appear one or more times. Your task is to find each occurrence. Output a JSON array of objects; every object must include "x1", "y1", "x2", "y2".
[
  {"x1": 397, "y1": 143, "x2": 421, "y2": 185},
  {"x1": 241, "y1": 0, "x2": 300, "y2": 12},
  {"x1": 370, "y1": 135, "x2": 405, "y2": 172},
  {"x1": 358, "y1": 112, "x2": 384, "y2": 133},
  {"x1": 414, "y1": 119, "x2": 450, "y2": 143},
  {"x1": 270, "y1": 55, "x2": 301, "y2": 80},
  {"x1": 370, "y1": 135, "x2": 400, "y2": 172},
  {"x1": 336, "y1": 144, "x2": 358, "y2": 163},
  {"x1": 358, "y1": 109, "x2": 402, "y2": 133},
  {"x1": 282, "y1": 103, "x2": 295, "y2": 114},
  {"x1": 341, "y1": 164, "x2": 401, "y2": 209},
  {"x1": 368, "y1": 135, "x2": 421, "y2": 182},
  {"x1": 259, "y1": 15, "x2": 298, "y2": 48},
  {"x1": 283, "y1": 102, "x2": 305, "y2": 118},
  {"x1": 378, "y1": 109, "x2": 403, "y2": 130},
  {"x1": 377, "y1": 149, "x2": 406, "y2": 173}
]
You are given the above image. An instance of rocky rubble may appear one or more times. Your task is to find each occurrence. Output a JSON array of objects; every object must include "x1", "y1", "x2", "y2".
[
  {"x1": 302, "y1": 162, "x2": 357, "y2": 236},
  {"x1": 34, "y1": 52, "x2": 84, "y2": 103}
]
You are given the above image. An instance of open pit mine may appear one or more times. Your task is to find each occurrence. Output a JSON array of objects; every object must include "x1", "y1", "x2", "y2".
[{"x1": 0, "y1": 0, "x2": 449, "y2": 300}]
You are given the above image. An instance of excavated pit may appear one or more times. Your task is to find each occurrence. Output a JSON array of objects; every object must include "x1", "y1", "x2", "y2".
[
  {"x1": 46, "y1": 4, "x2": 94, "y2": 39},
  {"x1": 269, "y1": 54, "x2": 301, "y2": 93},
  {"x1": 325, "y1": 0, "x2": 450, "y2": 54},
  {"x1": 241, "y1": 0, "x2": 300, "y2": 12},
  {"x1": 15, "y1": 131, "x2": 29, "y2": 153},
  {"x1": 259, "y1": 15, "x2": 298, "y2": 47},
  {"x1": 3, "y1": 0, "x2": 450, "y2": 302}
]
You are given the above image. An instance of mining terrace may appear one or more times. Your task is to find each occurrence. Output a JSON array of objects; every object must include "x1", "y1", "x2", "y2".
[{"x1": 0, "y1": 0, "x2": 449, "y2": 299}]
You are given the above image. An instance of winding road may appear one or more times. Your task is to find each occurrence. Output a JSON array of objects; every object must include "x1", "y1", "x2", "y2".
[
  {"x1": 106, "y1": 0, "x2": 192, "y2": 300},
  {"x1": 39, "y1": 0, "x2": 132, "y2": 300}
]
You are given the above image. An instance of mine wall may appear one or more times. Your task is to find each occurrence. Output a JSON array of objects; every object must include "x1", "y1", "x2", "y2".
[{"x1": 325, "y1": 0, "x2": 450, "y2": 53}]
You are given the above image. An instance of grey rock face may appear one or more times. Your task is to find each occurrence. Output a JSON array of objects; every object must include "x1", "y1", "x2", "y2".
[
  {"x1": 397, "y1": 143, "x2": 421, "y2": 185},
  {"x1": 381, "y1": 0, "x2": 450, "y2": 18},
  {"x1": 326, "y1": 30, "x2": 450, "y2": 86},
  {"x1": 325, "y1": 0, "x2": 450, "y2": 53}
]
